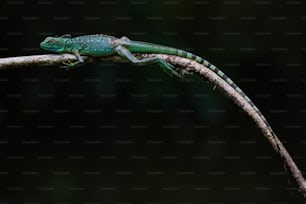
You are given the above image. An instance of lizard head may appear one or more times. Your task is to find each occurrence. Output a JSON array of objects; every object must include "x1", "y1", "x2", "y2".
[{"x1": 40, "y1": 37, "x2": 68, "y2": 53}]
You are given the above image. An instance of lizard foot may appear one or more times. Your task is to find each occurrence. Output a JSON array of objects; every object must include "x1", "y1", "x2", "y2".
[{"x1": 60, "y1": 60, "x2": 81, "y2": 69}]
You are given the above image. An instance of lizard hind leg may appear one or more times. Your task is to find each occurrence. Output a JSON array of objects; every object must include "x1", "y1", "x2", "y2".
[
  {"x1": 155, "y1": 58, "x2": 183, "y2": 79},
  {"x1": 114, "y1": 45, "x2": 183, "y2": 78}
]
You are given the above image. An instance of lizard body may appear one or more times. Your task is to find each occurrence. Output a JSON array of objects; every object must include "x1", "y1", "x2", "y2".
[{"x1": 40, "y1": 34, "x2": 273, "y2": 133}]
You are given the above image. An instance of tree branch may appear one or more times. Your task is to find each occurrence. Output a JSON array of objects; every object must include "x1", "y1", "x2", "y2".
[
  {"x1": 0, "y1": 54, "x2": 306, "y2": 198},
  {"x1": 0, "y1": 54, "x2": 124, "y2": 70}
]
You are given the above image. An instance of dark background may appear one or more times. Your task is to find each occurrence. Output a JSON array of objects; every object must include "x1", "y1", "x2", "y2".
[{"x1": 0, "y1": 0, "x2": 306, "y2": 203}]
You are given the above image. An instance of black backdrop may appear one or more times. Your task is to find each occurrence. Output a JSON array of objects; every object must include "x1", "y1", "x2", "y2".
[{"x1": 0, "y1": 0, "x2": 306, "y2": 203}]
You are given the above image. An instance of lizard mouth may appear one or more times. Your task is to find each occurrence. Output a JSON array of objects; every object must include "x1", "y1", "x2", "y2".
[
  {"x1": 40, "y1": 39, "x2": 54, "y2": 51},
  {"x1": 40, "y1": 41, "x2": 48, "y2": 50}
]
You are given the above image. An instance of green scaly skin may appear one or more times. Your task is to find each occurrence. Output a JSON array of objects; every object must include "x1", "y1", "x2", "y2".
[{"x1": 40, "y1": 34, "x2": 275, "y2": 136}]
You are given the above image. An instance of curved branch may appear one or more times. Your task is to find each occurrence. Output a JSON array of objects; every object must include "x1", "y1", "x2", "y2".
[
  {"x1": 153, "y1": 54, "x2": 306, "y2": 198},
  {"x1": 0, "y1": 54, "x2": 306, "y2": 198}
]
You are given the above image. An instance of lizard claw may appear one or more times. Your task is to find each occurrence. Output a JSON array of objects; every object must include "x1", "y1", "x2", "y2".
[{"x1": 59, "y1": 60, "x2": 81, "y2": 69}]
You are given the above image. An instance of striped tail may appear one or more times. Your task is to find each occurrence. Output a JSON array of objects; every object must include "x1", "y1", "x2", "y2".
[
  {"x1": 181, "y1": 49, "x2": 287, "y2": 177},
  {"x1": 177, "y1": 49, "x2": 273, "y2": 131}
]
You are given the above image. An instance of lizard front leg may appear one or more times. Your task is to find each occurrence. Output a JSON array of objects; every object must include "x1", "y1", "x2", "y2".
[
  {"x1": 61, "y1": 50, "x2": 84, "y2": 68},
  {"x1": 114, "y1": 45, "x2": 182, "y2": 78},
  {"x1": 73, "y1": 51, "x2": 84, "y2": 63}
]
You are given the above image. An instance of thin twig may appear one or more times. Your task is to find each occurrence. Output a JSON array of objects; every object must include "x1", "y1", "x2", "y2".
[{"x1": 0, "y1": 54, "x2": 305, "y2": 198}]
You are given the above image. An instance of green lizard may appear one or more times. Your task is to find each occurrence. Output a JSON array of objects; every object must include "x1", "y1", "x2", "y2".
[{"x1": 40, "y1": 34, "x2": 273, "y2": 134}]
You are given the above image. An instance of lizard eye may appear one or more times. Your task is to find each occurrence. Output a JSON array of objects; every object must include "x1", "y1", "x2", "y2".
[{"x1": 48, "y1": 39, "x2": 56, "y2": 44}]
